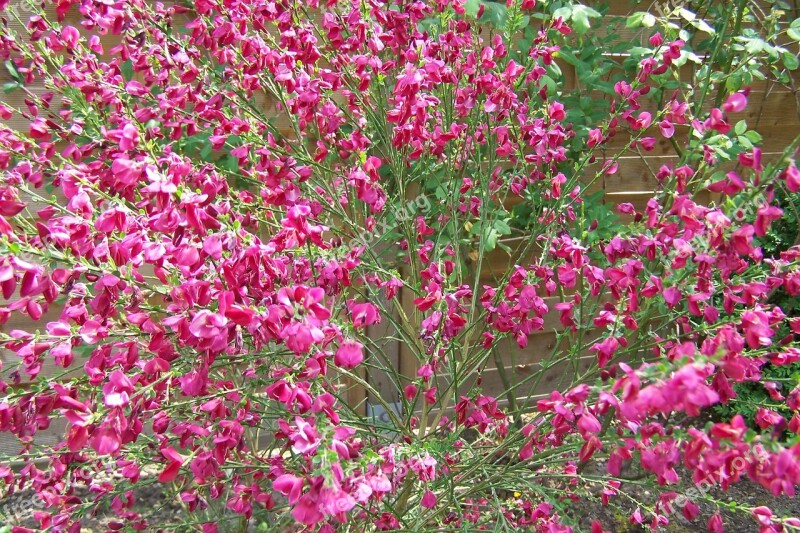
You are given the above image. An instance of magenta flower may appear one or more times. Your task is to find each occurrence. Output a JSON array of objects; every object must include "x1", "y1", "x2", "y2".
[
  {"x1": 421, "y1": 490, "x2": 437, "y2": 509},
  {"x1": 291, "y1": 494, "x2": 324, "y2": 526},
  {"x1": 290, "y1": 417, "x2": 320, "y2": 454},
  {"x1": 91, "y1": 424, "x2": 121, "y2": 456},
  {"x1": 723, "y1": 91, "x2": 748, "y2": 113},
  {"x1": 273, "y1": 474, "x2": 304, "y2": 505},
  {"x1": 102, "y1": 370, "x2": 134, "y2": 408},
  {"x1": 349, "y1": 301, "x2": 380, "y2": 328},
  {"x1": 334, "y1": 341, "x2": 364, "y2": 369},
  {"x1": 158, "y1": 447, "x2": 185, "y2": 483}
]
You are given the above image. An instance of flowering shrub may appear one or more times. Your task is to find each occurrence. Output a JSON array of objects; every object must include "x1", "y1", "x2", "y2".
[{"x1": 0, "y1": 0, "x2": 799, "y2": 531}]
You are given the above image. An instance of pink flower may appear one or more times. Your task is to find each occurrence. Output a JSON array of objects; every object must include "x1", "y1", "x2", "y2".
[
  {"x1": 273, "y1": 474, "x2": 304, "y2": 504},
  {"x1": 591, "y1": 337, "x2": 620, "y2": 368},
  {"x1": 740, "y1": 309, "x2": 774, "y2": 349},
  {"x1": 784, "y1": 165, "x2": 800, "y2": 193},
  {"x1": 587, "y1": 128, "x2": 603, "y2": 148},
  {"x1": 189, "y1": 311, "x2": 228, "y2": 339},
  {"x1": 424, "y1": 387, "x2": 437, "y2": 405},
  {"x1": 548, "y1": 101, "x2": 566, "y2": 121},
  {"x1": 79, "y1": 320, "x2": 108, "y2": 344},
  {"x1": 577, "y1": 412, "x2": 601, "y2": 437},
  {"x1": 649, "y1": 32, "x2": 663, "y2": 46},
  {"x1": 722, "y1": 92, "x2": 747, "y2": 113},
  {"x1": 178, "y1": 367, "x2": 208, "y2": 397},
  {"x1": 335, "y1": 341, "x2": 364, "y2": 369},
  {"x1": 291, "y1": 417, "x2": 320, "y2": 454},
  {"x1": 404, "y1": 384, "x2": 418, "y2": 401},
  {"x1": 109, "y1": 157, "x2": 139, "y2": 185},
  {"x1": 91, "y1": 425, "x2": 121, "y2": 455},
  {"x1": 159, "y1": 447, "x2": 185, "y2": 483},
  {"x1": 108, "y1": 123, "x2": 140, "y2": 151},
  {"x1": 755, "y1": 408, "x2": 784, "y2": 429},
  {"x1": 284, "y1": 322, "x2": 324, "y2": 354},
  {"x1": 730, "y1": 225, "x2": 755, "y2": 256},
  {"x1": 662, "y1": 287, "x2": 681, "y2": 308},
  {"x1": 60, "y1": 26, "x2": 80, "y2": 49},
  {"x1": 349, "y1": 301, "x2": 380, "y2": 328},
  {"x1": 319, "y1": 486, "x2": 356, "y2": 515},
  {"x1": 659, "y1": 120, "x2": 675, "y2": 138},
  {"x1": 707, "y1": 513, "x2": 724, "y2": 532},
  {"x1": 421, "y1": 490, "x2": 437, "y2": 508},
  {"x1": 102, "y1": 370, "x2": 134, "y2": 408},
  {"x1": 291, "y1": 494, "x2": 324, "y2": 525},
  {"x1": 3, "y1": 1, "x2": 800, "y2": 530}
]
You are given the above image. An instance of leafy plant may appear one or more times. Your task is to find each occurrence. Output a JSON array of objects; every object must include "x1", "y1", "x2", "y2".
[
  {"x1": 715, "y1": 186, "x2": 800, "y2": 433},
  {"x1": 0, "y1": 1, "x2": 798, "y2": 532}
]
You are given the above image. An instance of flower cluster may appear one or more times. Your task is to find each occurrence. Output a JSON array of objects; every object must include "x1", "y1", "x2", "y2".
[{"x1": 0, "y1": 0, "x2": 798, "y2": 531}]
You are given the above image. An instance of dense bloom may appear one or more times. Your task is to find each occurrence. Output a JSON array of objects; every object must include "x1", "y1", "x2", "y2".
[{"x1": 0, "y1": 0, "x2": 797, "y2": 531}]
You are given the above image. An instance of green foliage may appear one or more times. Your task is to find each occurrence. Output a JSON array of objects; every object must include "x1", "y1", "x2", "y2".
[
  {"x1": 714, "y1": 359, "x2": 800, "y2": 435},
  {"x1": 715, "y1": 187, "x2": 800, "y2": 434},
  {"x1": 498, "y1": 0, "x2": 800, "y2": 435},
  {"x1": 789, "y1": 17, "x2": 800, "y2": 41},
  {"x1": 552, "y1": 4, "x2": 602, "y2": 34},
  {"x1": 760, "y1": 188, "x2": 800, "y2": 258}
]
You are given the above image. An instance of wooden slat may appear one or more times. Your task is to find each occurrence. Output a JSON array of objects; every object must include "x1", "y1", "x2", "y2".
[
  {"x1": 471, "y1": 354, "x2": 597, "y2": 400},
  {"x1": 605, "y1": 124, "x2": 800, "y2": 156},
  {"x1": 598, "y1": 151, "x2": 787, "y2": 197}
]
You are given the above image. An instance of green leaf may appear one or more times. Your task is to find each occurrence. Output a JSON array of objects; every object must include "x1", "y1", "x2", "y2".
[
  {"x1": 547, "y1": 61, "x2": 562, "y2": 78},
  {"x1": 743, "y1": 130, "x2": 762, "y2": 144},
  {"x1": 744, "y1": 37, "x2": 767, "y2": 55},
  {"x1": 744, "y1": 130, "x2": 762, "y2": 144},
  {"x1": 674, "y1": 50, "x2": 701, "y2": 67},
  {"x1": 539, "y1": 75, "x2": 557, "y2": 96},
  {"x1": 689, "y1": 18, "x2": 715, "y2": 35},
  {"x1": 200, "y1": 141, "x2": 213, "y2": 161},
  {"x1": 417, "y1": 17, "x2": 437, "y2": 33},
  {"x1": 627, "y1": 11, "x2": 656, "y2": 28},
  {"x1": 2, "y1": 81, "x2": 21, "y2": 94},
  {"x1": 625, "y1": 12, "x2": 646, "y2": 28},
  {"x1": 789, "y1": 18, "x2": 800, "y2": 41},
  {"x1": 555, "y1": 49, "x2": 581, "y2": 67},
  {"x1": 485, "y1": 228, "x2": 498, "y2": 251},
  {"x1": 480, "y1": 1, "x2": 508, "y2": 28},
  {"x1": 678, "y1": 8, "x2": 696, "y2": 22},
  {"x1": 120, "y1": 59, "x2": 134, "y2": 82},
  {"x1": 570, "y1": 5, "x2": 601, "y2": 34},
  {"x1": 734, "y1": 120, "x2": 747, "y2": 135},
  {"x1": 515, "y1": 38, "x2": 531, "y2": 56},
  {"x1": 628, "y1": 46, "x2": 651, "y2": 58},
  {"x1": 783, "y1": 51, "x2": 799, "y2": 70},
  {"x1": 726, "y1": 71, "x2": 743, "y2": 92},
  {"x1": 552, "y1": 6, "x2": 571, "y2": 21},
  {"x1": 494, "y1": 218, "x2": 512, "y2": 236},
  {"x1": 553, "y1": 4, "x2": 600, "y2": 35},
  {"x1": 3, "y1": 60, "x2": 22, "y2": 84}
]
